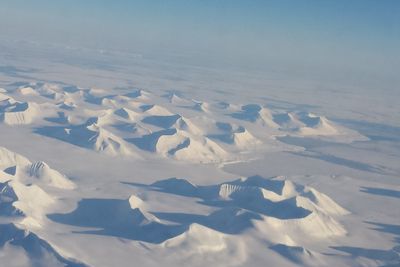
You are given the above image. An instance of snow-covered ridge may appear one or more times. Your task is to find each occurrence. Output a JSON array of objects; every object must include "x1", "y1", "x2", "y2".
[
  {"x1": 0, "y1": 146, "x2": 85, "y2": 265},
  {"x1": 0, "y1": 147, "x2": 75, "y2": 227},
  {"x1": 0, "y1": 82, "x2": 366, "y2": 163}
]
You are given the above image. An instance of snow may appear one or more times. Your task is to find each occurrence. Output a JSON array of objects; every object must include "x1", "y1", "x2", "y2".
[{"x1": 0, "y1": 42, "x2": 399, "y2": 267}]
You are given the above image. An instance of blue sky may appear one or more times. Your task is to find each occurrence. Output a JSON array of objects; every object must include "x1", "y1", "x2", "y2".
[{"x1": 1, "y1": 0, "x2": 399, "y2": 77}]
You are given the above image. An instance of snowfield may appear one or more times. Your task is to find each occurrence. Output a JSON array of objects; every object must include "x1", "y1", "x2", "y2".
[{"x1": 0, "y1": 43, "x2": 399, "y2": 267}]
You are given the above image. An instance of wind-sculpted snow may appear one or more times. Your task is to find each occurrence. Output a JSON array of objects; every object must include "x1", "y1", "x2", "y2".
[
  {"x1": 0, "y1": 147, "x2": 75, "y2": 228},
  {"x1": 0, "y1": 82, "x2": 366, "y2": 162},
  {"x1": 0, "y1": 147, "x2": 85, "y2": 266},
  {"x1": 0, "y1": 223, "x2": 87, "y2": 267},
  {"x1": 37, "y1": 120, "x2": 138, "y2": 157},
  {"x1": 147, "y1": 176, "x2": 349, "y2": 236},
  {"x1": 0, "y1": 81, "x2": 392, "y2": 267},
  {"x1": 0, "y1": 147, "x2": 75, "y2": 190},
  {"x1": 48, "y1": 196, "x2": 184, "y2": 243},
  {"x1": 0, "y1": 98, "x2": 39, "y2": 125},
  {"x1": 44, "y1": 175, "x2": 349, "y2": 265}
]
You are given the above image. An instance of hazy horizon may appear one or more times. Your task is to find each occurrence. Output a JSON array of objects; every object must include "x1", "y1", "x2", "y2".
[{"x1": 1, "y1": 0, "x2": 399, "y2": 82}]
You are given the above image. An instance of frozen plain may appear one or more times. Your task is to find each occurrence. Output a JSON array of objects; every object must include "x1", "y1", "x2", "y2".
[{"x1": 0, "y1": 41, "x2": 399, "y2": 267}]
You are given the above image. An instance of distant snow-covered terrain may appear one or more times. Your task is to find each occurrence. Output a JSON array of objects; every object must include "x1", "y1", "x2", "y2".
[{"x1": 0, "y1": 43, "x2": 399, "y2": 267}]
